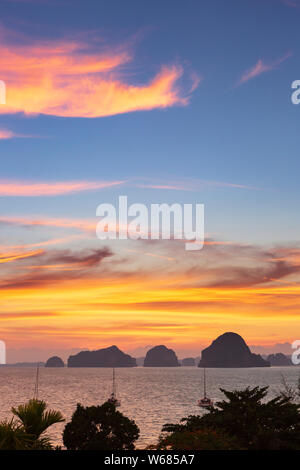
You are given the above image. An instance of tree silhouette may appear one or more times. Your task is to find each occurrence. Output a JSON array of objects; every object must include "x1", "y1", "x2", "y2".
[
  {"x1": 63, "y1": 401, "x2": 139, "y2": 450},
  {"x1": 0, "y1": 420, "x2": 32, "y2": 450},
  {"x1": 12, "y1": 399, "x2": 64, "y2": 443},
  {"x1": 160, "y1": 386, "x2": 300, "y2": 450},
  {"x1": 0, "y1": 399, "x2": 64, "y2": 450}
]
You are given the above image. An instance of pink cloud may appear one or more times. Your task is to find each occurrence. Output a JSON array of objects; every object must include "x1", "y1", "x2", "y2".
[
  {"x1": 237, "y1": 53, "x2": 291, "y2": 86},
  {"x1": 0, "y1": 129, "x2": 16, "y2": 139},
  {"x1": 0, "y1": 180, "x2": 124, "y2": 196},
  {"x1": 0, "y1": 177, "x2": 259, "y2": 196},
  {"x1": 134, "y1": 177, "x2": 260, "y2": 191},
  {"x1": 0, "y1": 129, "x2": 42, "y2": 139}
]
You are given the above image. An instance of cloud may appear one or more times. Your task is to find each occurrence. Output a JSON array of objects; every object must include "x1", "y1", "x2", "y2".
[
  {"x1": 134, "y1": 177, "x2": 260, "y2": 191},
  {"x1": 0, "y1": 176, "x2": 258, "y2": 198},
  {"x1": 0, "y1": 179, "x2": 124, "y2": 196},
  {"x1": 1, "y1": 238, "x2": 300, "y2": 352},
  {"x1": 2, "y1": 235, "x2": 300, "y2": 292},
  {"x1": 204, "y1": 259, "x2": 300, "y2": 288},
  {"x1": 43, "y1": 247, "x2": 113, "y2": 267},
  {"x1": 124, "y1": 238, "x2": 300, "y2": 290},
  {"x1": 0, "y1": 33, "x2": 198, "y2": 118},
  {"x1": 0, "y1": 247, "x2": 113, "y2": 289},
  {"x1": 0, "y1": 234, "x2": 84, "y2": 251},
  {"x1": 0, "y1": 249, "x2": 44, "y2": 264},
  {"x1": 0, "y1": 129, "x2": 42, "y2": 139},
  {"x1": 0, "y1": 129, "x2": 16, "y2": 139},
  {"x1": 0, "y1": 215, "x2": 97, "y2": 234},
  {"x1": 0, "y1": 311, "x2": 59, "y2": 319},
  {"x1": 281, "y1": 0, "x2": 300, "y2": 7},
  {"x1": 237, "y1": 53, "x2": 291, "y2": 85}
]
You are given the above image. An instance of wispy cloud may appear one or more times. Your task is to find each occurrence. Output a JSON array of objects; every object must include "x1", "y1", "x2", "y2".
[
  {"x1": 0, "y1": 247, "x2": 113, "y2": 289},
  {"x1": 237, "y1": 53, "x2": 291, "y2": 86},
  {"x1": 134, "y1": 177, "x2": 260, "y2": 191},
  {"x1": 0, "y1": 249, "x2": 43, "y2": 264},
  {"x1": 0, "y1": 179, "x2": 124, "y2": 196},
  {"x1": 0, "y1": 176, "x2": 259, "y2": 197},
  {"x1": 0, "y1": 129, "x2": 42, "y2": 139},
  {"x1": 0, "y1": 32, "x2": 199, "y2": 118},
  {"x1": 281, "y1": 0, "x2": 300, "y2": 7},
  {"x1": 0, "y1": 215, "x2": 96, "y2": 233},
  {"x1": 0, "y1": 235, "x2": 83, "y2": 251}
]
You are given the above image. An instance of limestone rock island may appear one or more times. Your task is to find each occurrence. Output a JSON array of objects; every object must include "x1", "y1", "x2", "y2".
[
  {"x1": 198, "y1": 332, "x2": 270, "y2": 368},
  {"x1": 67, "y1": 345, "x2": 137, "y2": 367},
  {"x1": 144, "y1": 345, "x2": 180, "y2": 367},
  {"x1": 45, "y1": 356, "x2": 64, "y2": 367},
  {"x1": 267, "y1": 353, "x2": 292, "y2": 366}
]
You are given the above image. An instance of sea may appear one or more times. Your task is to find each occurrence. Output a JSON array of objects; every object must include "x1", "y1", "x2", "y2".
[{"x1": 0, "y1": 366, "x2": 299, "y2": 448}]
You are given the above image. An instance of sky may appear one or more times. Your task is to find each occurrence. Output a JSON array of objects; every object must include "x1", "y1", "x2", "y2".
[{"x1": 0, "y1": 0, "x2": 300, "y2": 361}]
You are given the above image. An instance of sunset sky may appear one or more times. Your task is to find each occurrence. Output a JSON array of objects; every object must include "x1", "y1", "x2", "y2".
[{"x1": 1, "y1": 0, "x2": 300, "y2": 361}]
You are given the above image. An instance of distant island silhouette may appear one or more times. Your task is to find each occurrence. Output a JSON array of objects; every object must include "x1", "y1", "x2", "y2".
[
  {"x1": 144, "y1": 345, "x2": 180, "y2": 367},
  {"x1": 267, "y1": 353, "x2": 292, "y2": 366},
  {"x1": 67, "y1": 345, "x2": 137, "y2": 367},
  {"x1": 198, "y1": 332, "x2": 270, "y2": 368},
  {"x1": 45, "y1": 356, "x2": 64, "y2": 367},
  {"x1": 181, "y1": 357, "x2": 195, "y2": 366},
  {"x1": 8, "y1": 332, "x2": 296, "y2": 368}
]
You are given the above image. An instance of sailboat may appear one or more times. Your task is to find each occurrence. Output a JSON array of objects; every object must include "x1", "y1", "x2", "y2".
[
  {"x1": 107, "y1": 368, "x2": 121, "y2": 407},
  {"x1": 198, "y1": 367, "x2": 213, "y2": 408}
]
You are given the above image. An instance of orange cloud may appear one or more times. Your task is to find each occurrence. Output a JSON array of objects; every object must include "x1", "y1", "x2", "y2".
[
  {"x1": 0, "y1": 35, "x2": 197, "y2": 118},
  {"x1": 0, "y1": 249, "x2": 43, "y2": 263},
  {"x1": 0, "y1": 179, "x2": 124, "y2": 196},
  {"x1": 0, "y1": 270, "x2": 299, "y2": 351},
  {"x1": 0, "y1": 235, "x2": 84, "y2": 251},
  {"x1": 237, "y1": 53, "x2": 291, "y2": 85},
  {"x1": 0, "y1": 223, "x2": 299, "y2": 351}
]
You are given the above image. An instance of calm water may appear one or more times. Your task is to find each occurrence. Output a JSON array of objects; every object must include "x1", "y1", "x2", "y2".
[{"x1": 0, "y1": 366, "x2": 299, "y2": 448}]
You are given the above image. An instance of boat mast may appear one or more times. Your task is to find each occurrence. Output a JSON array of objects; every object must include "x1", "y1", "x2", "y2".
[
  {"x1": 34, "y1": 363, "x2": 39, "y2": 400},
  {"x1": 112, "y1": 368, "x2": 116, "y2": 398},
  {"x1": 203, "y1": 367, "x2": 206, "y2": 399}
]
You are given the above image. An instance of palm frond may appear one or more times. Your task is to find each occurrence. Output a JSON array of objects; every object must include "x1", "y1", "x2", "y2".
[{"x1": 12, "y1": 398, "x2": 64, "y2": 439}]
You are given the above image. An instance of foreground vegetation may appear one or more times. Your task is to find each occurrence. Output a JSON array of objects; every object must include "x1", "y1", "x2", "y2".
[
  {"x1": 63, "y1": 401, "x2": 139, "y2": 450},
  {"x1": 0, "y1": 399, "x2": 64, "y2": 450},
  {"x1": 0, "y1": 378, "x2": 299, "y2": 450},
  {"x1": 157, "y1": 385, "x2": 300, "y2": 450}
]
